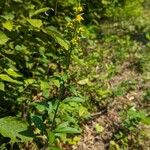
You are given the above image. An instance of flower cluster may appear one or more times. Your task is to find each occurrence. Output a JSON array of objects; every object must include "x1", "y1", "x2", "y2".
[{"x1": 66, "y1": 5, "x2": 84, "y2": 46}]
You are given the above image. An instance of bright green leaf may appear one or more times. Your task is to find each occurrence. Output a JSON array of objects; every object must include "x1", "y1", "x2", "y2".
[
  {"x1": 54, "y1": 126, "x2": 81, "y2": 134},
  {"x1": 0, "y1": 117, "x2": 33, "y2": 142},
  {"x1": 0, "y1": 31, "x2": 9, "y2": 45},
  {"x1": 30, "y1": 7, "x2": 50, "y2": 17},
  {"x1": 47, "y1": 131, "x2": 55, "y2": 145},
  {"x1": 95, "y1": 124, "x2": 104, "y2": 133},
  {"x1": 27, "y1": 19, "x2": 43, "y2": 28},
  {"x1": 5, "y1": 68, "x2": 22, "y2": 78},
  {"x1": 63, "y1": 96, "x2": 85, "y2": 103},
  {"x1": 0, "y1": 74, "x2": 22, "y2": 84},
  {"x1": 2, "y1": 21, "x2": 13, "y2": 31},
  {"x1": 79, "y1": 106, "x2": 88, "y2": 117},
  {"x1": 0, "y1": 82, "x2": 5, "y2": 91}
]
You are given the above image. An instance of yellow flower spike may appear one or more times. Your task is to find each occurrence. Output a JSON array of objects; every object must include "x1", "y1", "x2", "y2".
[
  {"x1": 78, "y1": 27, "x2": 85, "y2": 33},
  {"x1": 74, "y1": 6, "x2": 83, "y2": 13},
  {"x1": 75, "y1": 14, "x2": 84, "y2": 23},
  {"x1": 71, "y1": 37, "x2": 79, "y2": 45},
  {"x1": 78, "y1": 6, "x2": 83, "y2": 12},
  {"x1": 67, "y1": 22, "x2": 74, "y2": 28}
]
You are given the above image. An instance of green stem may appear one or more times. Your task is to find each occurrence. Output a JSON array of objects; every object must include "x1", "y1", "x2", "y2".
[{"x1": 52, "y1": 82, "x2": 65, "y2": 129}]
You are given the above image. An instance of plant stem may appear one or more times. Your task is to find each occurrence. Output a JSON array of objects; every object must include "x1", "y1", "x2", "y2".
[{"x1": 52, "y1": 82, "x2": 65, "y2": 129}]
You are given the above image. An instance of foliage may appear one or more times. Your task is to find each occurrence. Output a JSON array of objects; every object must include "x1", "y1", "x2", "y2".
[{"x1": 0, "y1": 0, "x2": 150, "y2": 149}]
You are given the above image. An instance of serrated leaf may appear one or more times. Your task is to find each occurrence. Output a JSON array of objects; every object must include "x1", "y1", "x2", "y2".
[
  {"x1": 0, "y1": 82, "x2": 5, "y2": 91},
  {"x1": 42, "y1": 27, "x2": 69, "y2": 50},
  {"x1": 0, "y1": 117, "x2": 33, "y2": 142},
  {"x1": 0, "y1": 74, "x2": 22, "y2": 84},
  {"x1": 30, "y1": 7, "x2": 50, "y2": 17},
  {"x1": 2, "y1": 21, "x2": 13, "y2": 31},
  {"x1": 0, "y1": 31, "x2": 9, "y2": 45},
  {"x1": 63, "y1": 97, "x2": 85, "y2": 103},
  {"x1": 27, "y1": 19, "x2": 43, "y2": 28},
  {"x1": 5, "y1": 68, "x2": 22, "y2": 78}
]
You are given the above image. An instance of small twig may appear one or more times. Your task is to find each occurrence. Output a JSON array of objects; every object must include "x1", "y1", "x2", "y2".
[
  {"x1": 55, "y1": 0, "x2": 58, "y2": 15},
  {"x1": 91, "y1": 109, "x2": 107, "y2": 117}
]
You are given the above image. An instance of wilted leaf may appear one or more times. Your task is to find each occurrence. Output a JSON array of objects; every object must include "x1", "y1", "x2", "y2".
[
  {"x1": 0, "y1": 31, "x2": 9, "y2": 45},
  {"x1": 0, "y1": 117, "x2": 33, "y2": 142}
]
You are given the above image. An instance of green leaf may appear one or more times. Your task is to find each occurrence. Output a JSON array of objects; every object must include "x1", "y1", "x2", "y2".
[
  {"x1": 0, "y1": 117, "x2": 33, "y2": 142},
  {"x1": 79, "y1": 106, "x2": 88, "y2": 117},
  {"x1": 49, "y1": 147, "x2": 62, "y2": 150},
  {"x1": 31, "y1": 115, "x2": 46, "y2": 132},
  {"x1": 77, "y1": 78, "x2": 89, "y2": 85},
  {"x1": 14, "y1": 0, "x2": 23, "y2": 3},
  {"x1": 2, "y1": 21, "x2": 13, "y2": 31},
  {"x1": 30, "y1": 7, "x2": 50, "y2": 17},
  {"x1": 24, "y1": 79, "x2": 35, "y2": 85},
  {"x1": 56, "y1": 122, "x2": 69, "y2": 129},
  {"x1": 42, "y1": 27, "x2": 69, "y2": 50},
  {"x1": 27, "y1": 19, "x2": 43, "y2": 28},
  {"x1": 0, "y1": 82, "x2": 5, "y2": 91},
  {"x1": 0, "y1": 31, "x2": 9, "y2": 45},
  {"x1": 32, "y1": 102, "x2": 48, "y2": 114},
  {"x1": 1, "y1": 13, "x2": 14, "y2": 20},
  {"x1": 0, "y1": 74, "x2": 22, "y2": 84},
  {"x1": 146, "y1": 32, "x2": 150, "y2": 40},
  {"x1": 95, "y1": 124, "x2": 104, "y2": 133},
  {"x1": 63, "y1": 97, "x2": 85, "y2": 103},
  {"x1": 5, "y1": 68, "x2": 22, "y2": 78},
  {"x1": 47, "y1": 131, "x2": 55, "y2": 145},
  {"x1": 54, "y1": 126, "x2": 81, "y2": 134},
  {"x1": 110, "y1": 141, "x2": 121, "y2": 150}
]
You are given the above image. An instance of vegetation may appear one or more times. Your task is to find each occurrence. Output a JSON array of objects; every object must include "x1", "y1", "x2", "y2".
[{"x1": 0, "y1": 0, "x2": 149, "y2": 149}]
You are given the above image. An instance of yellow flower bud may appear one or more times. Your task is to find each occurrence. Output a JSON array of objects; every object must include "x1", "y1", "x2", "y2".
[
  {"x1": 75, "y1": 15, "x2": 84, "y2": 23},
  {"x1": 67, "y1": 22, "x2": 74, "y2": 28}
]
